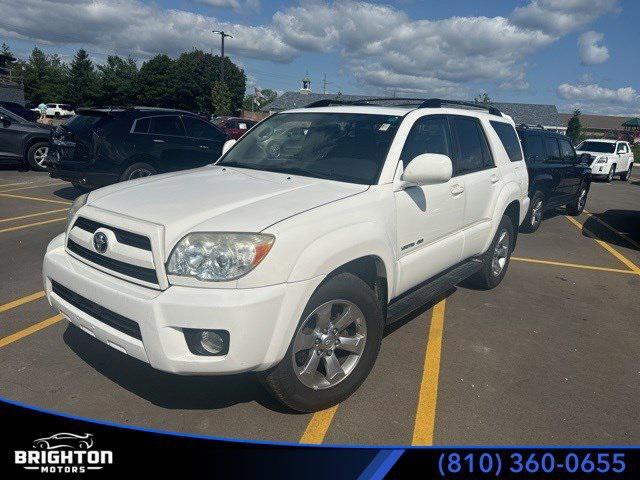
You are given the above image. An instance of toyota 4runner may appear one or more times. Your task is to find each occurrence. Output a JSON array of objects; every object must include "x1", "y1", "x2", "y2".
[{"x1": 43, "y1": 99, "x2": 529, "y2": 412}]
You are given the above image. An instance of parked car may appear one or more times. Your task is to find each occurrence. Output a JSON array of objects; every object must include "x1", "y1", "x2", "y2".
[
  {"x1": 0, "y1": 106, "x2": 53, "y2": 170},
  {"x1": 0, "y1": 101, "x2": 40, "y2": 122},
  {"x1": 516, "y1": 126, "x2": 591, "y2": 232},
  {"x1": 43, "y1": 99, "x2": 529, "y2": 412},
  {"x1": 575, "y1": 139, "x2": 634, "y2": 182},
  {"x1": 45, "y1": 103, "x2": 75, "y2": 118},
  {"x1": 214, "y1": 116, "x2": 257, "y2": 139},
  {"x1": 46, "y1": 107, "x2": 228, "y2": 191}
]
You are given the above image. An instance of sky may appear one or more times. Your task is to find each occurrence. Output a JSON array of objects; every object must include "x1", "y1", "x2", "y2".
[{"x1": 1, "y1": 0, "x2": 639, "y2": 115}]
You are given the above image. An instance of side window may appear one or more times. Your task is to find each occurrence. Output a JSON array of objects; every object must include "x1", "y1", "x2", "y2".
[
  {"x1": 182, "y1": 116, "x2": 226, "y2": 141},
  {"x1": 400, "y1": 115, "x2": 452, "y2": 168},
  {"x1": 520, "y1": 134, "x2": 544, "y2": 164},
  {"x1": 450, "y1": 115, "x2": 494, "y2": 175},
  {"x1": 149, "y1": 116, "x2": 185, "y2": 136},
  {"x1": 559, "y1": 138, "x2": 576, "y2": 163},
  {"x1": 543, "y1": 137, "x2": 561, "y2": 163},
  {"x1": 132, "y1": 117, "x2": 150, "y2": 134},
  {"x1": 617, "y1": 143, "x2": 628, "y2": 153},
  {"x1": 490, "y1": 121, "x2": 523, "y2": 162}
]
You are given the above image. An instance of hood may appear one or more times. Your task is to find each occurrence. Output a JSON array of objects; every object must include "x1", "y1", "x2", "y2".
[{"x1": 88, "y1": 166, "x2": 367, "y2": 248}]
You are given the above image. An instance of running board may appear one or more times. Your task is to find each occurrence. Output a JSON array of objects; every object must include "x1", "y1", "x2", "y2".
[{"x1": 386, "y1": 258, "x2": 482, "y2": 324}]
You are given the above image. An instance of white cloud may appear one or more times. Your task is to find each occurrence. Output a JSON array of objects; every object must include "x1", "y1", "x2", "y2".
[
  {"x1": 195, "y1": 0, "x2": 260, "y2": 12},
  {"x1": 557, "y1": 83, "x2": 639, "y2": 104},
  {"x1": 578, "y1": 31, "x2": 609, "y2": 65}
]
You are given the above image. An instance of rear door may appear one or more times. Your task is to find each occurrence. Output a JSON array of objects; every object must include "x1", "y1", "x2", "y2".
[
  {"x1": 542, "y1": 136, "x2": 565, "y2": 205},
  {"x1": 147, "y1": 115, "x2": 194, "y2": 172},
  {"x1": 448, "y1": 114, "x2": 500, "y2": 259},
  {"x1": 0, "y1": 109, "x2": 25, "y2": 160},
  {"x1": 181, "y1": 115, "x2": 227, "y2": 166}
]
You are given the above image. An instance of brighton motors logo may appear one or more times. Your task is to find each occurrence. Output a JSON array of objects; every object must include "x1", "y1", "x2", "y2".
[{"x1": 14, "y1": 433, "x2": 113, "y2": 473}]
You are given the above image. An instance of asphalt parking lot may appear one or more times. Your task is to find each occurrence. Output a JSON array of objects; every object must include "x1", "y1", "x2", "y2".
[{"x1": 0, "y1": 167, "x2": 638, "y2": 446}]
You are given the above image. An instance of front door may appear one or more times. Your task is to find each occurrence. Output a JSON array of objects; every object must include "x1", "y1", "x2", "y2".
[
  {"x1": 394, "y1": 114, "x2": 464, "y2": 295},
  {"x1": 0, "y1": 112, "x2": 25, "y2": 161},
  {"x1": 616, "y1": 142, "x2": 632, "y2": 171}
]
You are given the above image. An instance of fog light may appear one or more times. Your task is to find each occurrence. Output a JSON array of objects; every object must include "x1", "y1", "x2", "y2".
[
  {"x1": 201, "y1": 331, "x2": 224, "y2": 354},
  {"x1": 183, "y1": 328, "x2": 230, "y2": 356}
]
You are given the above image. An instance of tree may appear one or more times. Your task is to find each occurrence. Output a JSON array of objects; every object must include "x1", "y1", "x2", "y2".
[
  {"x1": 21, "y1": 47, "x2": 68, "y2": 104},
  {"x1": 474, "y1": 92, "x2": 491, "y2": 104},
  {"x1": 566, "y1": 109, "x2": 582, "y2": 143},
  {"x1": 211, "y1": 81, "x2": 232, "y2": 116},
  {"x1": 96, "y1": 55, "x2": 138, "y2": 107},
  {"x1": 65, "y1": 49, "x2": 98, "y2": 107},
  {"x1": 136, "y1": 54, "x2": 175, "y2": 107},
  {"x1": 242, "y1": 88, "x2": 277, "y2": 110}
]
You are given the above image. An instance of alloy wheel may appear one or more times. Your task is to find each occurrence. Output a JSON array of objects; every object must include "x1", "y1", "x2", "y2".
[
  {"x1": 33, "y1": 146, "x2": 49, "y2": 167},
  {"x1": 531, "y1": 199, "x2": 543, "y2": 227},
  {"x1": 491, "y1": 230, "x2": 510, "y2": 277},
  {"x1": 292, "y1": 300, "x2": 367, "y2": 390},
  {"x1": 577, "y1": 188, "x2": 587, "y2": 210},
  {"x1": 128, "y1": 168, "x2": 153, "y2": 180}
]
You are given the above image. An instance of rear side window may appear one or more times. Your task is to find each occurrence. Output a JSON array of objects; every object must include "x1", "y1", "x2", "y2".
[
  {"x1": 182, "y1": 116, "x2": 226, "y2": 141},
  {"x1": 400, "y1": 115, "x2": 452, "y2": 168},
  {"x1": 65, "y1": 115, "x2": 104, "y2": 135},
  {"x1": 558, "y1": 138, "x2": 576, "y2": 163},
  {"x1": 450, "y1": 115, "x2": 494, "y2": 175},
  {"x1": 520, "y1": 134, "x2": 545, "y2": 164},
  {"x1": 149, "y1": 116, "x2": 185, "y2": 136},
  {"x1": 543, "y1": 137, "x2": 561, "y2": 163},
  {"x1": 133, "y1": 117, "x2": 150, "y2": 133},
  {"x1": 490, "y1": 121, "x2": 522, "y2": 162}
]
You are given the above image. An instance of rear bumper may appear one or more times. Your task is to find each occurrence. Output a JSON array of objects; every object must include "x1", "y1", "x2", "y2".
[
  {"x1": 43, "y1": 234, "x2": 322, "y2": 375},
  {"x1": 46, "y1": 163, "x2": 118, "y2": 188}
]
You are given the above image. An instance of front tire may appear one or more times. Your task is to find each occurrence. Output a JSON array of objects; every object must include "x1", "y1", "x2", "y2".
[
  {"x1": 606, "y1": 165, "x2": 615, "y2": 183},
  {"x1": 620, "y1": 163, "x2": 633, "y2": 181},
  {"x1": 261, "y1": 272, "x2": 384, "y2": 412},
  {"x1": 26, "y1": 142, "x2": 49, "y2": 171},
  {"x1": 467, "y1": 215, "x2": 514, "y2": 290}
]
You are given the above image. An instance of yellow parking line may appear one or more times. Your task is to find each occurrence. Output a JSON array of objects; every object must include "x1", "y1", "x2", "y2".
[
  {"x1": 299, "y1": 405, "x2": 339, "y2": 444},
  {"x1": 583, "y1": 209, "x2": 640, "y2": 251},
  {"x1": 511, "y1": 256, "x2": 638, "y2": 275},
  {"x1": 0, "y1": 182, "x2": 67, "y2": 194},
  {"x1": 0, "y1": 208, "x2": 69, "y2": 224},
  {"x1": 565, "y1": 216, "x2": 640, "y2": 273},
  {"x1": 0, "y1": 193, "x2": 72, "y2": 205},
  {"x1": 0, "y1": 314, "x2": 63, "y2": 348},
  {"x1": 0, "y1": 182, "x2": 31, "y2": 188},
  {"x1": 0, "y1": 291, "x2": 46, "y2": 313},
  {"x1": 0, "y1": 217, "x2": 66, "y2": 234},
  {"x1": 412, "y1": 299, "x2": 446, "y2": 446}
]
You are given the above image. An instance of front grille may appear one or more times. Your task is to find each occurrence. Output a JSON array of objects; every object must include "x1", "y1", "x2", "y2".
[
  {"x1": 74, "y1": 217, "x2": 152, "y2": 251},
  {"x1": 67, "y1": 239, "x2": 158, "y2": 284},
  {"x1": 52, "y1": 281, "x2": 142, "y2": 340}
]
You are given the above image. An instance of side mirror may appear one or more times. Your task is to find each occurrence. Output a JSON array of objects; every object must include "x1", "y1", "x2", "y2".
[
  {"x1": 222, "y1": 139, "x2": 236, "y2": 155},
  {"x1": 401, "y1": 153, "x2": 453, "y2": 186},
  {"x1": 0, "y1": 115, "x2": 10, "y2": 127}
]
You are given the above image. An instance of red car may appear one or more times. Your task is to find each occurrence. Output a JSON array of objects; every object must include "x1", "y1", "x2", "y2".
[{"x1": 213, "y1": 117, "x2": 258, "y2": 139}]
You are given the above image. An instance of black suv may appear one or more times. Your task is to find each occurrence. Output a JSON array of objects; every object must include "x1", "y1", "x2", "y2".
[
  {"x1": 46, "y1": 107, "x2": 228, "y2": 191},
  {"x1": 516, "y1": 126, "x2": 591, "y2": 232},
  {"x1": 0, "y1": 106, "x2": 52, "y2": 170}
]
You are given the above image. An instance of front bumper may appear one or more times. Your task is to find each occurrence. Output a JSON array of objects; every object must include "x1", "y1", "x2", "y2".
[
  {"x1": 590, "y1": 163, "x2": 610, "y2": 178},
  {"x1": 43, "y1": 234, "x2": 322, "y2": 375}
]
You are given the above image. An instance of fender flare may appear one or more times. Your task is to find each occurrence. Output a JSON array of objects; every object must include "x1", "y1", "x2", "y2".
[{"x1": 481, "y1": 182, "x2": 522, "y2": 253}]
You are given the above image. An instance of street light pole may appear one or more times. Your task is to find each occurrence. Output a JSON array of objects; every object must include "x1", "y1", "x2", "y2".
[{"x1": 212, "y1": 30, "x2": 233, "y2": 84}]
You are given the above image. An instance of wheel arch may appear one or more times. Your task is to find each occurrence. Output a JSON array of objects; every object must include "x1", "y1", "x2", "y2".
[{"x1": 23, "y1": 136, "x2": 50, "y2": 159}]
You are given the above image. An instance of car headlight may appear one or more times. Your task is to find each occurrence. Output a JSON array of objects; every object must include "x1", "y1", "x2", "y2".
[
  {"x1": 596, "y1": 156, "x2": 607, "y2": 164},
  {"x1": 167, "y1": 233, "x2": 275, "y2": 281},
  {"x1": 66, "y1": 193, "x2": 88, "y2": 229}
]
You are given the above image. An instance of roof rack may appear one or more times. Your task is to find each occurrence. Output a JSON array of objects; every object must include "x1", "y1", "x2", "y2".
[
  {"x1": 304, "y1": 97, "x2": 502, "y2": 116},
  {"x1": 419, "y1": 98, "x2": 502, "y2": 116},
  {"x1": 517, "y1": 123, "x2": 546, "y2": 130}
]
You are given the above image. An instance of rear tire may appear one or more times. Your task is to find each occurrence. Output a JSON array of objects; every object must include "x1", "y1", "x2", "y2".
[
  {"x1": 467, "y1": 215, "x2": 514, "y2": 290},
  {"x1": 566, "y1": 184, "x2": 588, "y2": 216},
  {"x1": 620, "y1": 163, "x2": 633, "y2": 181},
  {"x1": 119, "y1": 162, "x2": 157, "y2": 182},
  {"x1": 521, "y1": 192, "x2": 543, "y2": 233},
  {"x1": 261, "y1": 272, "x2": 384, "y2": 412},
  {"x1": 26, "y1": 142, "x2": 49, "y2": 171}
]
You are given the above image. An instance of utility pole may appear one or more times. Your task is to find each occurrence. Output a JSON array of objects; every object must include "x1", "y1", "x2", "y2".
[{"x1": 212, "y1": 30, "x2": 233, "y2": 83}]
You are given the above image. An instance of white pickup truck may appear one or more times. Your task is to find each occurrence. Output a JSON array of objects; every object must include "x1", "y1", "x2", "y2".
[{"x1": 43, "y1": 99, "x2": 529, "y2": 412}]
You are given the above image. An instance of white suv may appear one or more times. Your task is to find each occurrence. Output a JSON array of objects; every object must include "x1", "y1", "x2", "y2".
[
  {"x1": 576, "y1": 139, "x2": 634, "y2": 182},
  {"x1": 43, "y1": 99, "x2": 529, "y2": 412},
  {"x1": 46, "y1": 103, "x2": 75, "y2": 118}
]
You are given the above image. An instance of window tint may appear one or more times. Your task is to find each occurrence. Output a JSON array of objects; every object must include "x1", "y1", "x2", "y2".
[
  {"x1": 133, "y1": 117, "x2": 150, "y2": 133},
  {"x1": 149, "y1": 116, "x2": 185, "y2": 136},
  {"x1": 400, "y1": 115, "x2": 452, "y2": 167},
  {"x1": 520, "y1": 134, "x2": 545, "y2": 164},
  {"x1": 182, "y1": 116, "x2": 225, "y2": 140},
  {"x1": 450, "y1": 116, "x2": 494, "y2": 174},
  {"x1": 490, "y1": 121, "x2": 522, "y2": 162},
  {"x1": 558, "y1": 138, "x2": 576, "y2": 163},
  {"x1": 543, "y1": 137, "x2": 561, "y2": 163}
]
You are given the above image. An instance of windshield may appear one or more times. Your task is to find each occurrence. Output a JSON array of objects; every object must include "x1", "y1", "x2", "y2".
[
  {"x1": 576, "y1": 141, "x2": 616, "y2": 153},
  {"x1": 217, "y1": 112, "x2": 402, "y2": 184}
]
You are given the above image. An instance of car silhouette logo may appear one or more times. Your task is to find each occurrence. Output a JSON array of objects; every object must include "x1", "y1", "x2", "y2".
[
  {"x1": 93, "y1": 232, "x2": 108, "y2": 253},
  {"x1": 32, "y1": 433, "x2": 94, "y2": 450}
]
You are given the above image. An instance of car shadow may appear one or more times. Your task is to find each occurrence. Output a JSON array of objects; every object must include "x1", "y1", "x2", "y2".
[
  {"x1": 384, "y1": 287, "x2": 454, "y2": 337},
  {"x1": 582, "y1": 210, "x2": 640, "y2": 252},
  {"x1": 53, "y1": 186, "x2": 83, "y2": 201},
  {"x1": 62, "y1": 324, "x2": 297, "y2": 414},
  {"x1": 0, "y1": 164, "x2": 30, "y2": 172}
]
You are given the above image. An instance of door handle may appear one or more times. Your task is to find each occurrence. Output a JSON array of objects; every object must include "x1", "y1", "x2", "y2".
[
  {"x1": 153, "y1": 139, "x2": 165, "y2": 143},
  {"x1": 490, "y1": 174, "x2": 500, "y2": 184},
  {"x1": 451, "y1": 184, "x2": 464, "y2": 196},
  {"x1": 199, "y1": 145, "x2": 209, "y2": 149}
]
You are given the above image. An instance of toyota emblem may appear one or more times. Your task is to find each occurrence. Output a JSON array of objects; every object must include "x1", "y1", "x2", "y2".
[{"x1": 93, "y1": 232, "x2": 108, "y2": 253}]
